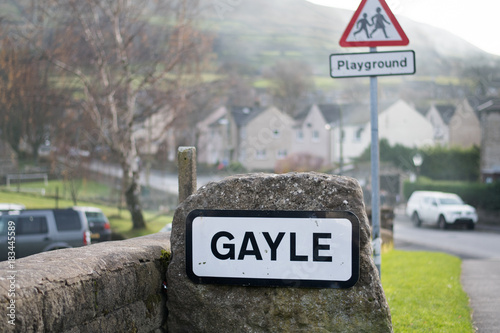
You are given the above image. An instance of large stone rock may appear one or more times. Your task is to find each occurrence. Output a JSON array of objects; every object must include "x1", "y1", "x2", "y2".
[{"x1": 167, "y1": 172, "x2": 392, "y2": 332}]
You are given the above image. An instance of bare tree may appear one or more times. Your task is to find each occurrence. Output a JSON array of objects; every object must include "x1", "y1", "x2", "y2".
[
  {"x1": 0, "y1": 37, "x2": 24, "y2": 155},
  {"x1": 0, "y1": 33, "x2": 66, "y2": 161},
  {"x1": 9, "y1": 0, "x2": 212, "y2": 229},
  {"x1": 265, "y1": 60, "x2": 314, "y2": 116},
  {"x1": 463, "y1": 63, "x2": 500, "y2": 98}
]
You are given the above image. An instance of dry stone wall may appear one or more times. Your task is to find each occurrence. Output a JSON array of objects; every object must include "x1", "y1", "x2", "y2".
[{"x1": 0, "y1": 233, "x2": 170, "y2": 333}]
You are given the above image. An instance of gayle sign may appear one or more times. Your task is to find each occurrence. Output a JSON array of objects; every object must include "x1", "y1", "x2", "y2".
[{"x1": 186, "y1": 210, "x2": 360, "y2": 288}]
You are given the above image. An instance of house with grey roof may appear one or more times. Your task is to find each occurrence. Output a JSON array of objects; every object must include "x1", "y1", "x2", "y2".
[
  {"x1": 291, "y1": 104, "x2": 341, "y2": 167},
  {"x1": 476, "y1": 99, "x2": 500, "y2": 182},
  {"x1": 196, "y1": 100, "x2": 435, "y2": 172},
  {"x1": 196, "y1": 105, "x2": 294, "y2": 171},
  {"x1": 450, "y1": 99, "x2": 481, "y2": 148},
  {"x1": 425, "y1": 99, "x2": 481, "y2": 148},
  {"x1": 293, "y1": 100, "x2": 434, "y2": 167},
  {"x1": 0, "y1": 140, "x2": 17, "y2": 177},
  {"x1": 337, "y1": 100, "x2": 434, "y2": 163},
  {"x1": 234, "y1": 106, "x2": 294, "y2": 170},
  {"x1": 195, "y1": 106, "x2": 235, "y2": 166},
  {"x1": 426, "y1": 104, "x2": 455, "y2": 145}
]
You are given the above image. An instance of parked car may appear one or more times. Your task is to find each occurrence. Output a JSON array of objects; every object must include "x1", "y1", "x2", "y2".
[
  {"x1": 0, "y1": 203, "x2": 26, "y2": 213},
  {"x1": 159, "y1": 223, "x2": 172, "y2": 233},
  {"x1": 406, "y1": 191, "x2": 478, "y2": 230},
  {"x1": 0, "y1": 208, "x2": 91, "y2": 261},
  {"x1": 72, "y1": 206, "x2": 111, "y2": 242}
]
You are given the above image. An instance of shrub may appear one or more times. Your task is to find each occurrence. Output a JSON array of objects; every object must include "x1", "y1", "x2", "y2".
[
  {"x1": 275, "y1": 152, "x2": 324, "y2": 173},
  {"x1": 356, "y1": 141, "x2": 480, "y2": 182},
  {"x1": 403, "y1": 180, "x2": 500, "y2": 211},
  {"x1": 419, "y1": 145, "x2": 480, "y2": 182}
]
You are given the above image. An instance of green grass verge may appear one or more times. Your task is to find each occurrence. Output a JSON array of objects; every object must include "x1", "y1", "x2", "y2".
[
  {"x1": 5, "y1": 179, "x2": 114, "y2": 201},
  {"x1": 382, "y1": 250, "x2": 474, "y2": 332},
  {"x1": 0, "y1": 188, "x2": 172, "y2": 239}
]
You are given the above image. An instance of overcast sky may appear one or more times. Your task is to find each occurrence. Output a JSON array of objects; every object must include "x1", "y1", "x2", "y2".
[{"x1": 306, "y1": 0, "x2": 500, "y2": 56}]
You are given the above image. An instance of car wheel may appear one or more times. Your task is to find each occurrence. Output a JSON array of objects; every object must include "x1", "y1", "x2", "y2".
[
  {"x1": 438, "y1": 215, "x2": 448, "y2": 230},
  {"x1": 467, "y1": 222, "x2": 475, "y2": 230},
  {"x1": 412, "y1": 212, "x2": 421, "y2": 227}
]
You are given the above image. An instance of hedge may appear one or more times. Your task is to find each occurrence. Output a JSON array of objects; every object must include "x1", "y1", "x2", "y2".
[
  {"x1": 403, "y1": 179, "x2": 500, "y2": 211},
  {"x1": 418, "y1": 145, "x2": 480, "y2": 182}
]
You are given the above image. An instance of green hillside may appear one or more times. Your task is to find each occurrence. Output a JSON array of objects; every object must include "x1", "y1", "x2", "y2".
[{"x1": 203, "y1": 0, "x2": 497, "y2": 79}]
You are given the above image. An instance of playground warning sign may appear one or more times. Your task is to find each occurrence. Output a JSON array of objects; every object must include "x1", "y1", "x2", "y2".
[
  {"x1": 330, "y1": 50, "x2": 415, "y2": 78},
  {"x1": 339, "y1": 0, "x2": 409, "y2": 47}
]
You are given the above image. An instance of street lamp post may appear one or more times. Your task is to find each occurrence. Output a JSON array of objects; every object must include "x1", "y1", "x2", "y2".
[
  {"x1": 325, "y1": 124, "x2": 332, "y2": 167},
  {"x1": 339, "y1": 107, "x2": 343, "y2": 175},
  {"x1": 413, "y1": 153, "x2": 423, "y2": 181}
]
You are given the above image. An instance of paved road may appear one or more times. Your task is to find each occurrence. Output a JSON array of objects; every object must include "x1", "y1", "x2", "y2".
[
  {"x1": 393, "y1": 209, "x2": 500, "y2": 332},
  {"x1": 88, "y1": 160, "x2": 222, "y2": 194}
]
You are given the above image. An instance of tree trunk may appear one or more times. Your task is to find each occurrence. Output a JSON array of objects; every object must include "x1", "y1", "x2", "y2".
[{"x1": 124, "y1": 169, "x2": 146, "y2": 229}]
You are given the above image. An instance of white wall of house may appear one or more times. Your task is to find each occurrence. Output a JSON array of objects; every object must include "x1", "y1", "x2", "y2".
[
  {"x1": 333, "y1": 100, "x2": 434, "y2": 163},
  {"x1": 426, "y1": 105, "x2": 449, "y2": 146},
  {"x1": 450, "y1": 99, "x2": 481, "y2": 148},
  {"x1": 380, "y1": 100, "x2": 435, "y2": 148},
  {"x1": 479, "y1": 106, "x2": 500, "y2": 181},
  {"x1": 239, "y1": 106, "x2": 294, "y2": 171},
  {"x1": 290, "y1": 105, "x2": 330, "y2": 164},
  {"x1": 196, "y1": 106, "x2": 228, "y2": 164},
  {"x1": 133, "y1": 107, "x2": 174, "y2": 155},
  {"x1": 331, "y1": 122, "x2": 366, "y2": 164}
]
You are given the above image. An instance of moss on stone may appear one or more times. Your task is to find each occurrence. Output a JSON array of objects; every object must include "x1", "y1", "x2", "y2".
[
  {"x1": 144, "y1": 293, "x2": 162, "y2": 319},
  {"x1": 159, "y1": 249, "x2": 171, "y2": 271},
  {"x1": 93, "y1": 280, "x2": 99, "y2": 311}
]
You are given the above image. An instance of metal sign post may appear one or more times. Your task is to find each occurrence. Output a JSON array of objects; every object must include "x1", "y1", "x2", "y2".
[
  {"x1": 369, "y1": 47, "x2": 381, "y2": 276},
  {"x1": 336, "y1": 0, "x2": 413, "y2": 278}
]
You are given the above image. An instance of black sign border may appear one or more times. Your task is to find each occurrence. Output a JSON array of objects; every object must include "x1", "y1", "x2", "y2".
[
  {"x1": 185, "y1": 210, "x2": 360, "y2": 289},
  {"x1": 329, "y1": 50, "x2": 416, "y2": 79}
]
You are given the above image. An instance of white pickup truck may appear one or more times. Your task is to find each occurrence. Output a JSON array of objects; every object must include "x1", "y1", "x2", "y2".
[{"x1": 406, "y1": 191, "x2": 478, "y2": 230}]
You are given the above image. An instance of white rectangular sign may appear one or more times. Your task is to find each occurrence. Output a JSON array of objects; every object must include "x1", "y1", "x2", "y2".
[
  {"x1": 330, "y1": 50, "x2": 415, "y2": 78},
  {"x1": 186, "y1": 210, "x2": 360, "y2": 288}
]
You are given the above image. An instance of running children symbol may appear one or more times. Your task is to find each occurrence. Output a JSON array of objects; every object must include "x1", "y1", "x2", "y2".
[
  {"x1": 353, "y1": 13, "x2": 371, "y2": 39},
  {"x1": 339, "y1": 0, "x2": 409, "y2": 47},
  {"x1": 354, "y1": 8, "x2": 391, "y2": 39},
  {"x1": 369, "y1": 7, "x2": 391, "y2": 38}
]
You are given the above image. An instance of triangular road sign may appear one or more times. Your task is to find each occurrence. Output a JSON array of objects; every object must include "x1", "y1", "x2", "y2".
[{"x1": 339, "y1": 0, "x2": 409, "y2": 47}]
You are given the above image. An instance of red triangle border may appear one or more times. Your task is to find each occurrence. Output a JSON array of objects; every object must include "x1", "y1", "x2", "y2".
[{"x1": 339, "y1": 0, "x2": 409, "y2": 47}]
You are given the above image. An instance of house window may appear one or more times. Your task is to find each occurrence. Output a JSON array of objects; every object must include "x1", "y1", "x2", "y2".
[
  {"x1": 239, "y1": 149, "x2": 246, "y2": 163},
  {"x1": 354, "y1": 127, "x2": 364, "y2": 142},
  {"x1": 312, "y1": 130, "x2": 320, "y2": 142},
  {"x1": 296, "y1": 130, "x2": 304, "y2": 142},
  {"x1": 277, "y1": 149, "x2": 287, "y2": 159},
  {"x1": 256, "y1": 149, "x2": 267, "y2": 160}
]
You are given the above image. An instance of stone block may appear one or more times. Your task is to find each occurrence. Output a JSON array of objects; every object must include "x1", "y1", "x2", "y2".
[{"x1": 167, "y1": 172, "x2": 392, "y2": 332}]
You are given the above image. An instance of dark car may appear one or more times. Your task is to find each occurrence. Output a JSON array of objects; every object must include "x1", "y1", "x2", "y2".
[{"x1": 72, "y1": 206, "x2": 112, "y2": 242}]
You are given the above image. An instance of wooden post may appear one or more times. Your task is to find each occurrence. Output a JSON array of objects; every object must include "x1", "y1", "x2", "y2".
[{"x1": 178, "y1": 147, "x2": 197, "y2": 203}]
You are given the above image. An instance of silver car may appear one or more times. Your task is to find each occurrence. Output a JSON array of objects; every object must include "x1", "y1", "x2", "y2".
[{"x1": 0, "y1": 208, "x2": 92, "y2": 261}]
